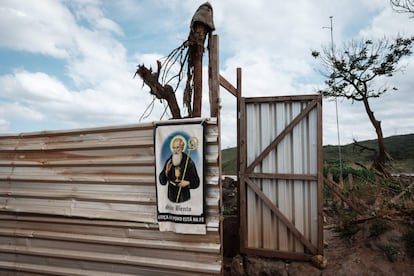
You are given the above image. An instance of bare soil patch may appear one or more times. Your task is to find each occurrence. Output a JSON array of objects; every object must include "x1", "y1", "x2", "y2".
[{"x1": 222, "y1": 177, "x2": 414, "y2": 275}]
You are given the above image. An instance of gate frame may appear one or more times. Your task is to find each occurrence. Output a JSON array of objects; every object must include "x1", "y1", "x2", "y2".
[{"x1": 238, "y1": 95, "x2": 324, "y2": 260}]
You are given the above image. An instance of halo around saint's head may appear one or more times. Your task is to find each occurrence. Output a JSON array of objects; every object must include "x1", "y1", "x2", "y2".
[{"x1": 170, "y1": 135, "x2": 187, "y2": 152}]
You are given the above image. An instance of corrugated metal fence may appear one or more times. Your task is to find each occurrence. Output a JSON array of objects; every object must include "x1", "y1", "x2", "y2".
[
  {"x1": 0, "y1": 119, "x2": 222, "y2": 275},
  {"x1": 239, "y1": 95, "x2": 323, "y2": 260}
]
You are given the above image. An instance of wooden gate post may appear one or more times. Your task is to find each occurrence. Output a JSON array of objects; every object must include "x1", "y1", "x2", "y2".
[{"x1": 209, "y1": 35, "x2": 219, "y2": 118}]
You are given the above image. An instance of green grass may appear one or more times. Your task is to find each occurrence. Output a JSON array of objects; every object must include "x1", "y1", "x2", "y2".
[
  {"x1": 324, "y1": 134, "x2": 414, "y2": 164},
  {"x1": 221, "y1": 134, "x2": 414, "y2": 175},
  {"x1": 222, "y1": 147, "x2": 237, "y2": 175}
]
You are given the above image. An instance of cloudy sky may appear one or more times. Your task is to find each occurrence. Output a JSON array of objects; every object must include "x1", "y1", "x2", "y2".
[{"x1": 0, "y1": 0, "x2": 413, "y2": 148}]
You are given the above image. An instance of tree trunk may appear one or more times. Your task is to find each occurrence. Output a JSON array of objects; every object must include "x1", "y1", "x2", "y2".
[
  {"x1": 361, "y1": 96, "x2": 389, "y2": 176},
  {"x1": 135, "y1": 63, "x2": 182, "y2": 119}
]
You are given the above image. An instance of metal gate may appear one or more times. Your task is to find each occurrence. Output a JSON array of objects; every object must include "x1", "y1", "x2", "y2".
[{"x1": 239, "y1": 94, "x2": 323, "y2": 260}]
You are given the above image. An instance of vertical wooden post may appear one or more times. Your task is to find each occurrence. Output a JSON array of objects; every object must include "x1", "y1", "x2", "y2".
[
  {"x1": 211, "y1": 34, "x2": 223, "y2": 270},
  {"x1": 236, "y1": 68, "x2": 242, "y2": 176},
  {"x1": 191, "y1": 24, "x2": 210, "y2": 117},
  {"x1": 209, "y1": 35, "x2": 219, "y2": 118},
  {"x1": 317, "y1": 95, "x2": 324, "y2": 255},
  {"x1": 239, "y1": 97, "x2": 247, "y2": 252},
  {"x1": 236, "y1": 67, "x2": 242, "y2": 254}
]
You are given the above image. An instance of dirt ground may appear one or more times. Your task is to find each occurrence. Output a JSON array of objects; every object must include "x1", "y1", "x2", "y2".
[
  {"x1": 222, "y1": 177, "x2": 414, "y2": 276},
  {"x1": 320, "y1": 217, "x2": 414, "y2": 276}
]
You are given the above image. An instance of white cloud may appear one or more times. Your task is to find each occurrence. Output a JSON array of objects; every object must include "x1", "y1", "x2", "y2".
[
  {"x1": 0, "y1": 68, "x2": 150, "y2": 132},
  {"x1": 0, "y1": 0, "x2": 160, "y2": 133},
  {"x1": 359, "y1": 5, "x2": 414, "y2": 39},
  {"x1": 0, "y1": 0, "x2": 413, "y2": 149},
  {"x1": 213, "y1": 0, "x2": 414, "y2": 147},
  {"x1": 70, "y1": 0, "x2": 123, "y2": 36},
  {"x1": 0, "y1": 101, "x2": 45, "y2": 121},
  {"x1": 1, "y1": 71, "x2": 72, "y2": 101},
  {"x1": 0, "y1": 0, "x2": 77, "y2": 58},
  {"x1": 0, "y1": 118, "x2": 10, "y2": 132}
]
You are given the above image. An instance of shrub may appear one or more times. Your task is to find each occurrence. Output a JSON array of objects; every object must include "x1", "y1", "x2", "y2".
[{"x1": 334, "y1": 210, "x2": 361, "y2": 241}]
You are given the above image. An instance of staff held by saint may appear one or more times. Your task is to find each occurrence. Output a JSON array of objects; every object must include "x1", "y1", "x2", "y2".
[{"x1": 159, "y1": 135, "x2": 200, "y2": 203}]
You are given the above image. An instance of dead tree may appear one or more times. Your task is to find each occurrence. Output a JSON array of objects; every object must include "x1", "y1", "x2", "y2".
[
  {"x1": 135, "y1": 61, "x2": 181, "y2": 119},
  {"x1": 135, "y1": 2, "x2": 214, "y2": 119}
]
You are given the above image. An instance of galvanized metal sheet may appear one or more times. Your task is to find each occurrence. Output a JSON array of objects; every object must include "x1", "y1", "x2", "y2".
[
  {"x1": 241, "y1": 95, "x2": 323, "y2": 259},
  {"x1": 0, "y1": 119, "x2": 222, "y2": 275}
]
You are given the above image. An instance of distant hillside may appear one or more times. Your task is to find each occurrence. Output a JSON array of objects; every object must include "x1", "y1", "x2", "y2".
[
  {"x1": 222, "y1": 134, "x2": 414, "y2": 175},
  {"x1": 324, "y1": 134, "x2": 414, "y2": 162},
  {"x1": 222, "y1": 147, "x2": 238, "y2": 175}
]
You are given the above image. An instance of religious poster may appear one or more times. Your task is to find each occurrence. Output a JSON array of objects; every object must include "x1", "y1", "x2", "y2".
[{"x1": 155, "y1": 121, "x2": 205, "y2": 234}]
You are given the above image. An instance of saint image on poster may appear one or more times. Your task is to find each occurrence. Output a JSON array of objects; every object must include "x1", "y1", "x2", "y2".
[
  {"x1": 159, "y1": 135, "x2": 200, "y2": 203},
  {"x1": 155, "y1": 122, "x2": 205, "y2": 232}
]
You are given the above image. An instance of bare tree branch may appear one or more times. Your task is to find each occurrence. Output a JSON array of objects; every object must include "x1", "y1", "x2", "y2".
[
  {"x1": 391, "y1": 0, "x2": 414, "y2": 16},
  {"x1": 134, "y1": 62, "x2": 182, "y2": 119}
]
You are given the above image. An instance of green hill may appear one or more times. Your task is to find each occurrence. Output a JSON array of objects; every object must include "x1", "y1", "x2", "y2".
[
  {"x1": 222, "y1": 134, "x2": 414, "y2": 175},
  {"x1": 323, "y1": 134, "x2": 414, "y2": 161},
  {"x1": 222, "y1": 147, "x2": 238, "y2": 175}
]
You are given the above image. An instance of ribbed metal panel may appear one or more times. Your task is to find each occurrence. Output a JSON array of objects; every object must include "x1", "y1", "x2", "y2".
[
  {"x1": 0, "y1": 119, "x2": 221, "y2": 275},
  {"x1": 241, "y1": 95, "x2": 322, "y2": 258}
]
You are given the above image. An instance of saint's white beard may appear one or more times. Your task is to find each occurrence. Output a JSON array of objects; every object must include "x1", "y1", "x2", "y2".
[{"x1": 172, "y1": 153, "x2": 182, "y2": 166}]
